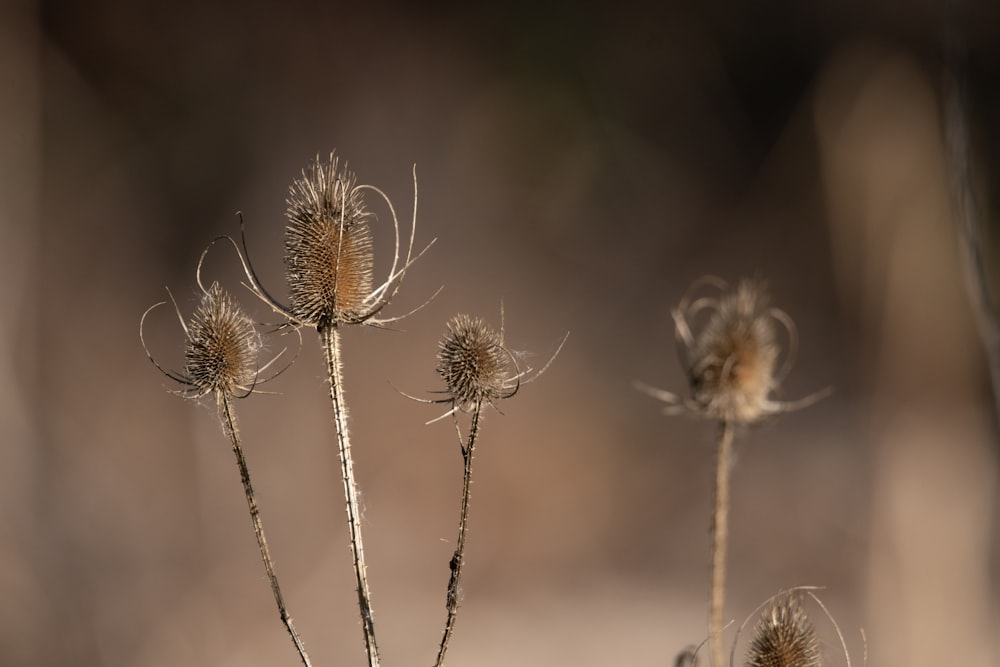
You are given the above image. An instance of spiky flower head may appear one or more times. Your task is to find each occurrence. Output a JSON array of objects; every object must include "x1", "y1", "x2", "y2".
[
  {"x1": 284, "y1": 152, "x2": 374, "y2": 328},
  {"x1": 637, "y1": 276, "x2": 826, "y2": 423},
  {"x1": 437, "y1": 314, "x2": 514, "y2": 408},
  {"x1": 683, "y1": 277, "x2": 781, "y2": 423},
  {"x1": 744, "y1": 594, "x2": 821, "y2": 667},
  {"x1": 183, "y1": 282, "x2": 261, "y2": 398}
]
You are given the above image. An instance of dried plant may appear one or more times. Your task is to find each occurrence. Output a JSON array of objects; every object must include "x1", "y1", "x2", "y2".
[
  {"x1": 140, "y1": 263, "x2": 311, "y2": 666},
  {"x1": 638, "y1": 276, "x2": 827, "y2": 667},
  {"x1": 232, "y1": 152, "x2": 434, "y2": 667},
  {"x1": 743, "y1": 593, "x2": 820, "y2": 667},
  {"x1": 142, "y1": 145, "x2": 864, "y2": 667},
  {"x1": 402, "y1": 309, "x2": 566, "y2": 667},
  {"x1": 731, "y1": 588, "x2": 861, "y2": 667},
  {"x1": 677, "y1": 588, "x2": 860, "y2": 667}
]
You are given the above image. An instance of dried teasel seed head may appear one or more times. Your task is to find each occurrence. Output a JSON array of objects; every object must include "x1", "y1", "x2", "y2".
[
  {"x1": 684, "y1": 278, "x2": 782, "y2": 423},
  {"x1": 284, "y1": 152, "x2": 374, "y2": 328},
  {"x1": 184, "y1": 282, "x2": 261, "y2": 397},
  {"x1": 639, "y1": 275, "x2": 826, "y2": 422},
  {"x1": 744, "y1": 593, "x2": 821, "y2": 667},
  {"x1": 437, "y1": 314, "x2": 511, "y2": 407}
]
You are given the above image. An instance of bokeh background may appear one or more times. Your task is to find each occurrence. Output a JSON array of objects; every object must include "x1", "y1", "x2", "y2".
[{"x1": 2, "y1": 1, "x2": 999, "y2": 665}]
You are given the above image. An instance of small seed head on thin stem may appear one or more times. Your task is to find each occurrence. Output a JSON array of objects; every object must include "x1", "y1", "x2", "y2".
[
  {"x1": 437, "y1": 314, "x2": 512, "y2": 408},
  {"x1": 686, "y1": 278, "x2": 780, "y2": 423},
  {"x1": 184, "y1": 282, "x2": 261, "y2": 398},
  {"x1": 636, "y1": 275, "x2": 828, "y2": 422},
  {"x1": 744, "y1": 593, "x2": 821, "y2": 667},
  {"x1": 285, "y1": 153, "x2": 374, "y2": 328}
]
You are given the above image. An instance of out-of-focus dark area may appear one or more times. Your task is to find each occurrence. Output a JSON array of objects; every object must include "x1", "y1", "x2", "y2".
[{"x1": 2, "y1": 1, "x2": 999, "y2": 665}]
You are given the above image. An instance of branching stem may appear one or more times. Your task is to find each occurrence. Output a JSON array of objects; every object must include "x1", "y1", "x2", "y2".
[
  {"x1": 709, "y1": 420, "x2": 734, "y2": 667},
  {"x1": 319, "y1": 325, "x2": 380, "y2": 667},
  {"x1": 218, "y1": 393, "x2": 313, "y2": 667},
  {"x1": 434, "y1": 402, "x2": 483, "y2": 667}
]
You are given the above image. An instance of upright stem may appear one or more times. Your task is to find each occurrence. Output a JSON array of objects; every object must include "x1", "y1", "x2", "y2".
[
  {"x1": 319, "y1": 325, "x2": 380, "y2": 667},
  {"x1": 218, "y1": 394, "x2": 313, "y2": 667},
  {"x1": 709, "y1": 420, "x2": 734, "y2": 667},
  {"x1": 434, "y1": 402, "x2": 483, "y2": 667}
]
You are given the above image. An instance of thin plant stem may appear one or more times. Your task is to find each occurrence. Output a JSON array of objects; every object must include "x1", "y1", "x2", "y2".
[
  {"x1": 319, "y1": 325, "x2": 380, "y2": 667},
  {"x1": 434, "y1": 402, "x2": 483, "y2": 667},
  {"x1": 709, "y1": 420, "x2": 734, "y2": 667},
  {"x1": 218, "y1": 393, "x2": 313, "y2": 667}
]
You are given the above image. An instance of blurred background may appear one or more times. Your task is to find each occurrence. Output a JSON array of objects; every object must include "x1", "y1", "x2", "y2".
[{"x1": 2, "y1": 1, "x2": 999, "y2": 665}]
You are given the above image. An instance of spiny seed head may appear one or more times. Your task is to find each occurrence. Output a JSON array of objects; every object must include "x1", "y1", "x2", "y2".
[
  {"x1": 744, "y1": 594, "x2": 821, "y2": 667},
  {"x1": 437, "y1": 314, "x2": 511, "y2": 407},
  {"x1": 685, "y1": 278, "x2": 781, "y2": 423},
  {"x1": 285, "y1": 152, "x2": 374, "y2": 328},
  {"x1": 184, "y1": 282, "x2": 261, "y2": 397}
]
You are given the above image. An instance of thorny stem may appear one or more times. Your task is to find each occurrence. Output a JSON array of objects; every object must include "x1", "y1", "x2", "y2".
[
  {"x1": 709, "y1": 420, "x2": 734, "y2": 667},
  {"x1": 434, "y1": 402, "x2": 483, "y2": 667},
  {"x1": 319, "y1": 325, "x2": 380, "y2": 667},
  {"x1": 218, "y1": 393, "x2": 313, "y2": 667}
]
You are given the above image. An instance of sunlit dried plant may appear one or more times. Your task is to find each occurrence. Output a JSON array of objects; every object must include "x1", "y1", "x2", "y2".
[
  {"x1": 403, "y1": 309, "x2": 566, "y2": 667},
  {"x1": 743, "y1": 593, "x2": 820, "y2": 667},
  {"x1": 234, "y1": 151, "x2": 434, "y2": 667},
  {"x1": 731, "y1": 588, "x2": 860, "y2": 667},
  {"x1": 436, "y1": 313, "x2": 518, "y2": 411},
  {"x1": 140, "y1": 259, "x2": 311, "y2": 667},
  {"x1": 142, "y1": 281, "x2": 262, "y2": 401},
  {"x1": 638, "y1": 276, "x2": 828, "y2": 667}
]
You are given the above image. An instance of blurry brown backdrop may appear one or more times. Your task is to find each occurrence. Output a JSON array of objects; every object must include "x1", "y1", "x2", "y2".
[{"x1": 2, "y1": 1, "x2": 998, "y2": 666}]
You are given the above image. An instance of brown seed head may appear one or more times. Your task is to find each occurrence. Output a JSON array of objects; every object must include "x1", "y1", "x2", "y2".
[
  {"x1": 184, "y1": 282, "x2": 261, "y2": 398},
  {"x1": 285, "y1": 153, "x2": 374, "y2": 328},
  {"x1": 684, "y1": 278, "x2": 781, "y2": 423},
  {"x1": 744, "y1": 594, "x2": 821, "y2": 667},
  {"x1": 437, "y1": 314, "x2": 511, "y2": 407}
]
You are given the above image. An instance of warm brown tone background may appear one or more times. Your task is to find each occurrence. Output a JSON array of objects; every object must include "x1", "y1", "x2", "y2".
[{"x1": 2, "y1": 1, "x2": 998, "y2": 666}]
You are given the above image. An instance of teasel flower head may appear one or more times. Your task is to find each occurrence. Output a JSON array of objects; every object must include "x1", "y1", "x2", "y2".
[
  {"x1": 744, "y1": 593, "x2": 821, "y2": 667},
  {"x1": 141, "y1": 280, "x2": 263, "y2": 400},
  {"x1": 636, "y1": 276, "x2": 828, "y2": 424},
  {"x1": 725, "y1": 588, "x2": 860, "y2": 667},
  {"x1": 400, "y1": 308, "x2": 568, "y2": 423},
  {"x1": 141, "y1": 240, "x2": 297, "y2": 400},
  {"x1": 437, "y1": 314, "x2": 517, "y2": 409},
  {"x1": 237, "y1": 151, "x2": 434, "y2": 331},
  {"x1": 683, "y1": 277, "x2": 782, "y2": 423},
  {"x1": 183, "y1": 281, "x2": 261, "y2": 397},
  {"x1": 284, "y1": 154, "x2": 374, "y2": 327}
]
